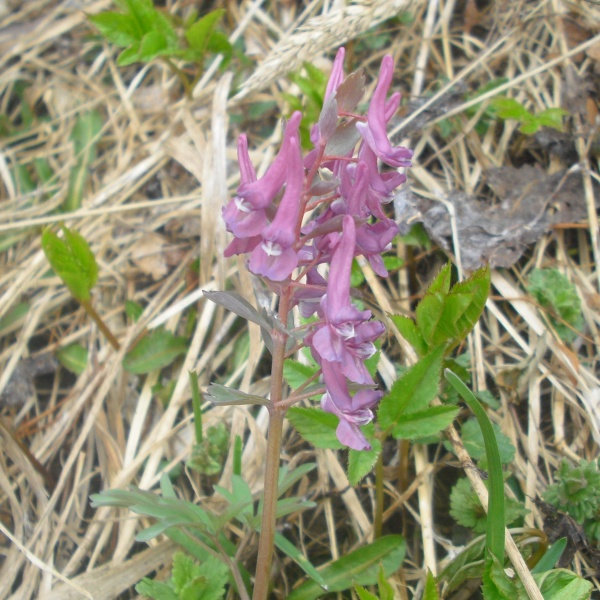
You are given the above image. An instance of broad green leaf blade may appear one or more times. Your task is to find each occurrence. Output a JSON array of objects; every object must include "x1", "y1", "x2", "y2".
[
  {"x1": 354, "y1": 586, "x2": 378, "y2": 600},
  {"x1": 42, "y1": 226, "x2": 98, "y2": 301},
  {"x1": 531, "y1": 538, "x2": 567, "y2": 574},
  {"x1": 88, "y1": 11, "x2": 143, "y2": 46},
  {"x1": 482, "y1": 554, "x2": 520, "y2": 600},
  {"x1": 534, "y1": 568, "x2": 592, "y2": 600},
  {"x1": 391, "y1": 405, "x2": 459, "y2": 440},
  {"x1": 122, "y1": 328, "x2": 187, "y2": 374},
  {"x1": 275, "y1": 533, "x2": 327, "y2": 588},
  {"x1": 415, "y1": 263, "x2": 451, "y2": 346},
  {"x1": 135, "y1": 577, "x2": 178, "y2": 600},
  {"x1": 287, "y1": 535, "x2": 406, "y2": 600},
  {"x1": 348, "y1": 428, "x2": 381, "y2": 485},
  {"x1": 287, "y1": 407, "x2": 344, "y2": 449},
  {"x1": 138, "y1": 30, "x2": 170, "y2": 61},
  {"x1": 57, "y1": 343, "x2": 88, "y2": 375},
  {"x1": 185, "y1": 9, "x2": 225, "y2": 54},
  {"x1": 377, "y1": 564, "x2": 395, "y2": 600},
  {"x1": 445, "y1": 370, "x2": 505, "y2": 565},
  {"x1": 377, "y1": 345, "x2": 445, "y2": 432}
]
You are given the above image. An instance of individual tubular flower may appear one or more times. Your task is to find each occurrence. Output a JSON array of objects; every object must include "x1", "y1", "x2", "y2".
[
  {"x1": 356, "y1": 55, "x2": 413, "y2": 168},
  {"x1": 320, "y1": 361, "x2": 382, "y2": 451},
  {"x1": 248, "y1": 114, "x2": 304, "y2": 281},
  {"x1": 310, "y1": 216, "x2": 384, "y2": 385}
]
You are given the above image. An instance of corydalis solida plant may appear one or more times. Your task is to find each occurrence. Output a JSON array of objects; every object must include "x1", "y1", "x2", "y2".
[
  {"x1": 220, "y1": 48, "x2": 411, "y2": 599},
  {"x1": 223, "y1": 48, "x2": 412, "y2": 451}
]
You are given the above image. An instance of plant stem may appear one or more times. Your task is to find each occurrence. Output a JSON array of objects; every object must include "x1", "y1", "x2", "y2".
[
  {"x1": 80, "y1": 298, "x2": 120, "y2": 350},
  {"x1": 252, "y1": 291, "x2": 291, "y2": 600},
  {"x1": 374, "y1": 451, "x2": 384, "y2": 538}
]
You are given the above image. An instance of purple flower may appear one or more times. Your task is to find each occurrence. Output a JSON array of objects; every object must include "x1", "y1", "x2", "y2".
[
  {"x1": 356, "y1": 55, "x2": 413, "y2": 168},
  {"x1": 248, "y1": 114, "x2": 304, "y2": 281},
  {"x1": 320, "y1": 361, "x2": 382, "y2": 450},
  {"x1": 355, "y1": 219, "x2": 399, "y2": 277},
  {"x1": 309, "y1": 216, "x2": 384, "y2": 384},
  {"x1": 237, "y1": 112, "x2": 303, "y2": 209}
]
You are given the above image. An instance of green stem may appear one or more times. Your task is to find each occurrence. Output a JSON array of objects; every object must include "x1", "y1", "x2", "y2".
[
  {"x1": 374, "y1": 450, "x2": 384, "y2": 538},
  {"x1": 80, "y1": 298, "x2": 120, "y2": 350},
  {"x1": 252, "y1": 291, "x2": 291, "y2": 600}
]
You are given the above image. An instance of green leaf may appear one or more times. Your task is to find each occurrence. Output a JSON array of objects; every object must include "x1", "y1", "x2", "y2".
[
  {"x1": 66, "y1": 110, "x2": 103, "y2": 211},
  {"x1": 531, "y1": 538, "x2": 567, "y2": 574},
  {"x1": 117, "y1": 44, "x2": 141, "y2": 66},
  {"x1": 377, "y1": 564, "x2": 395, "y2": 600},
  {"x1": 283, "y1": 359, "x2": 318, "y2": 390},
  {"x1": 42, "y1": 226, "x2": 98, "y2": 301},
  {"x1": 135, "y1": 577, "x2": 178, "y2": 600},
  {"x1": 354, "y1": 586, "x2": 378, "y2": 600},
  {"x1": 449, "y1": 477, "x2": 528, "y2": 533},
  {"x1": 138, "y1": 30, "x2": 170, "y2": 61},
  {"x1": 491, "y1": 97, "x2": 533, "y2": 122},
  {"x1": 88, "y1": 11, "x2": 143, "y2": 46},
  {"x1": 122, "y1": 328, "x2": 187, "y2": 374},
  {"x1": 275, "y1": 533, "x2": 327, "y2": 588},
  {"x1": 423, "y1": 570, "x2": 440, "y2": 600},
  {"x1": 348, "y1": 426, "x2": 381, "y2": 485},
  {"x1": 389, "y1": 314, "x2": 426, "y2": 357},
  {"x1": 391, "y1": 405, "x2": 459, "y2": 440},
  {"x1": 535, "y1": 108, "x2": 568, "y2": 131},
  {"x1": 0, "y1": 301, "x2": 29, "y2": 333},
  {"x1": 534, "y1": 568, "x2": 592, "y2": 600},
  {"x1": 125, "y1": 299, "x2": 144, "y2": 321},
  {"x1": 287, "y1": 406, "x2": 344, "y2": 449},
  {"x1": 377, "y1": 345, "x2": 445, "y2": 432},
  {"x1": 445, "y1": 370, "x2": 505, "y2": 564},
  {"x1": 287, "y1": 535, "x2": 406, "y2": 600},
  {"x1": 57, "y1": 343, "x2": 88, "y2": 375},
  {"x1": 415, "y1": 264, "x2": 452, "y2": 345},
  {"x1": 185, "y1": 9, "x2": 225, "y2": 55},
  {"x1": 528, "y1": 269, "x2": 583, "y2": 343},
  {"x1": 482, "y1": 554, "x2": 523, "y2": 600},
  {"x1": 458, "y1": 418, "x2": 515, "y2": 466}
]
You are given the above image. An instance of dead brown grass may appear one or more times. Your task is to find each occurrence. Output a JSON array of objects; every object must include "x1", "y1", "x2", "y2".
[{"x1": 0, "y1": 0, "x2": 599, "y2": 598}]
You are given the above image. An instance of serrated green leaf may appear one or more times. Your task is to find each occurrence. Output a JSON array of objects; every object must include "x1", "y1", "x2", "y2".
[
  {"x1": 377, "y1": 345, "x2": 445, "y2": 432},
  {"x1": 42, "y1": 226, "x2": 98, "y2": 301},
  {"x1": 354, "y1": 586, "x2": 378, "y2": 600},
  {"x1": 122, "y1": 328, "x2": 187, "y2": 374},
  {"x1": 416, "y1": 264, "x2": 452, "y2": 345},
  {"x1": 459, "y1": 418, "x2": 515, "y2": 465},
  {"x1": 283, "y1": 359, "x2": 318, "y2": 390},
  {"x1": 392, "y1": 405, "x2": 459, "y2": 440},
  {"x1": 348, "y1": 425, "x2": 381, "y2": 485},
  {"x1": 135, "y1": 577, "x2": 178, "y2": 600},
  {"x1": 423, "y1": 570, "x2": 440, "y2": 600},
  {"x1": 389, "y1": 314, "x2": 427, "y2": 356},
  {"x1": 57, "y1": 343, "x2": 88, "y2": 375},
  {"x1": 287, "y1": 535, "x2": 406, "y2": 600},
  {"x1": 287, "y1": 406, "x2": 344, "y2": 449},
  {"x1": 482, "y1": 554, "x2": 523, "y2": 600},
  {"x1": 377, "y1": 564, "x2": 395, "y2": 600}
]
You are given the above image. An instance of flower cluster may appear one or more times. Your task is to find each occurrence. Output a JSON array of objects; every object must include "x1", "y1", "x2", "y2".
[{"x1": 222, "y1": 48, "x2": 412, "y2": 450}]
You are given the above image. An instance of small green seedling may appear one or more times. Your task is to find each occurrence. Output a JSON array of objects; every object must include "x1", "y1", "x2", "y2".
[{"x1": 491, "y1": 96, "x2": 568, "y2": 135}]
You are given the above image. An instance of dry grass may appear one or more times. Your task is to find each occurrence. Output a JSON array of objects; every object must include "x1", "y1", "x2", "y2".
[{"x1": 0, "y1": 0, "x2": 599, "y2": 598}]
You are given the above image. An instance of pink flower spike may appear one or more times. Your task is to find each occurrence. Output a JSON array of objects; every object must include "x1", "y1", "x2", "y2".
[
  {"x1": 237, "y1": 112, "x2": 302, "y2": 208},
  {"x1": 325, "y1": 47, "x2": 346, "y2": 101},
  {"x1": 356, "y1": 55, "x2": 413, "y2": 168}
]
